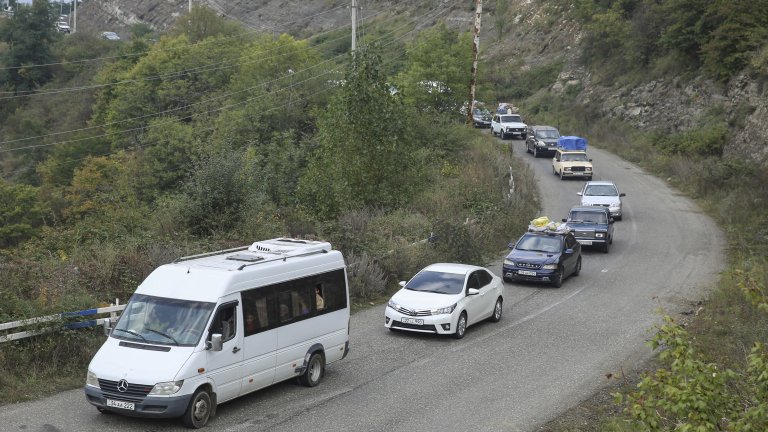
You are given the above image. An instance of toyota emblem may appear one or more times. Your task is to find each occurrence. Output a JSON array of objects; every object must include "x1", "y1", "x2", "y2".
[{"x1": 117, "y1": 379, "x2": 129, "y2": 393}]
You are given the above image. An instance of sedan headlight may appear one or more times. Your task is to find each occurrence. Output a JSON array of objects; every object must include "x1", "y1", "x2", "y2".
[
  {"x1": 431, "y1": 303, "x2": 457, "y2": 315},
  {"x1": 595, "y1": 233, "x2": 605, "y2": 238},
  {"x1": 388, "y1": 300, "x2": 400, "y2": 310},
  {"x1": 542, "y1": 264, "x2": 558, "y2": 270},
  {"x1": 86, "y1": 370, "x2": 100, "y2": 388},
  {"x1": 149, "y1": 380, "x2": 183, "y2": 396},
  {"x1": 609, "y1": 203, "x2": 620, "y2": 210}
]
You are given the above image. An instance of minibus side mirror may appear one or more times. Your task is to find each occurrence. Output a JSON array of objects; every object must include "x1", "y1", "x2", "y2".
[
  {"x1": 102, "y1": 318, "x2": 112, "y2": 336},
  {"x1": 207, "y1": 334, "x2": 223, "y2": 351}
]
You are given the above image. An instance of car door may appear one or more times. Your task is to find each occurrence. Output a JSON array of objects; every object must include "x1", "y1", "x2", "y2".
[
  {"x1": 206, "y1": 296, "x2": 244, "y2": 403},
  {"x1": 562, "y1": 234, "x2": 579, "y2": 275},
  {"x1": 463, "y1": 271, "x2": 492, "y2": 325},
  {"x1": 491, "y1": 114, "x2": 500, "y2": 134},
  {"x1": 475, "y1": 270, "x2": 497, "y2": 319}
]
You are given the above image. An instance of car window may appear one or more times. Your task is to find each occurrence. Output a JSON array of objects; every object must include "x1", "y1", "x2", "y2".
[
  {"x1": 565, "y1": 235, "x2": 577, "y2": 250},
  {"x1": 584, "y1": 185, "x2": 618, "y2": 196},
  {"x1": 405, "y1": 270, "x2": 465, "y2": 295},
  {"x1": 500, "y1": 115, "x2": 521, "y2": 123},
  {"x1": 571, "y1": 211, "x2": 607, "y2": 223},
  {"x1": 517, "y1": 234, "x2": 561, "y2": 253},
  {"x1": 466, "y1": 272, "x2": 480, "y2": 290},
  {"x1": 477, "y1": 269, "x2": 493, "y2": 287}
]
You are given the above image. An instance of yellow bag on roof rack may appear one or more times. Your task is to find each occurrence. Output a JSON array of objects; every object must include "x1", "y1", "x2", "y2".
[{"x1": 530, "y1": 216, "x2": 551, "y2": 228}]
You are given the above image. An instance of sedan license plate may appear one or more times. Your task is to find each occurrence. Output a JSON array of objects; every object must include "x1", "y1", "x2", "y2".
[
  {"x1": 401, "y1": 317, "x2": 424, "y2": 326},
  {"x1": 518, "y1": 270, "x2": 537, "y2": 276},
  {"x1": 106, "y1": 399, "x2": 135, "y2": 411},
  {"x1": 578, "y1": 240, "x2": 593, "y2": 245}
]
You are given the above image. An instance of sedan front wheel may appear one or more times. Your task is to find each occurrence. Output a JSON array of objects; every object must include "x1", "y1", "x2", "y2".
[{"x1": 454, "y1": 312, "x2": 467, "y2": 339}]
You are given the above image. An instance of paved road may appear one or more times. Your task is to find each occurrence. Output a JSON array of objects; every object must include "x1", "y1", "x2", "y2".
[{"x1": 0, "y1": 137, "x2": 725, "y2": 432}]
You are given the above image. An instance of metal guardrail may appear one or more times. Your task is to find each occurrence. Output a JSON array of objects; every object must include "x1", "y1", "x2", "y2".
[{"x1": 0, "y1": 300, "x2": 125, "y2": 343}]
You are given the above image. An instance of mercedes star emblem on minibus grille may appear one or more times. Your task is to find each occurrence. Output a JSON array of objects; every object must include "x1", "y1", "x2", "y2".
[{"x1": 117, "y1": 379, "x2": 129, "y2": 392}]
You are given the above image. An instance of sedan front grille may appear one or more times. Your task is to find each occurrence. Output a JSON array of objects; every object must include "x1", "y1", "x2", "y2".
[
  {"x1": 391, "y1": 306, "x2": 432, "y2": 317},
  {"x1": 392, "y1": 321, "x2": 438, "y2": 332},
  {"x1": 575, "y1": 230, "x2": 595, "y2": 238}
]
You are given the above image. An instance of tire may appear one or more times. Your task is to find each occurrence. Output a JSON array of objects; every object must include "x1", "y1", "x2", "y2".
[
  {"x1": 603, "y1": 240, "x2": 610, "y2": 253},
  {"x1": 533, "y1": 146, "x2": 539, "y2": 158},
  {"x1": 299, "y1": 352, "x2": 325, "y2": 387},
  {"x1": 573, "y1": 257, "x2": 582, "y2": 276},
  {"x1": 552, "y1": 267, "x2": 564, "y2": 288},
  {"x1": 454, "y1": 312, "x2": 467, "y2": 339},
  {"x1": 489, "y1": 297, "x2": 503, "y2": 322},
  {"x1": 182, "y1": 388, "x2": 212, "y2": 429},
  {"x1": 559, "y1": 171, "x2": 565, "y2": 181}
]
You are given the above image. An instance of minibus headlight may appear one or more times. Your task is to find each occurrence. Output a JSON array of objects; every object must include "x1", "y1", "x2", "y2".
[
  {"x1": 149, "y1": 380, "x2": 183, "y2": 395},
  {"x1": 86, "y1": 370, "x2": 100, "y2": 388}
]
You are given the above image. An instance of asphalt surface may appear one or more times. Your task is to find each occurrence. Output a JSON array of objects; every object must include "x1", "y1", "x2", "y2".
[{"x1": 0, "y1": 135, "x2": 726, "y2": 432}]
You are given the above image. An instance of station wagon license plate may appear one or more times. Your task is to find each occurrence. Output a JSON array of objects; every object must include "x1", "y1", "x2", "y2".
[
  {"x1": 106, "y1": 399, "x2": 135, "y2": 411},
  {"x1": 401, "y1": 317, "x2": 424, "y2": 325},
  {"x1": 518, "y1": 270, "x2": 537, "y2": 276},
  {"x1": 578, "y1": 240, "x2": 593, "y2": 245}
]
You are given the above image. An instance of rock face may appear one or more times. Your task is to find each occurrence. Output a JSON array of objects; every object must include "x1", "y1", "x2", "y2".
[{"x1": 76, "y1": 0, "x2": 768, "y2": 167}]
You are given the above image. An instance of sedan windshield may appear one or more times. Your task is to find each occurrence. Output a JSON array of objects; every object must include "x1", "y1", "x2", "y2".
[
  {"x1": 569, "y1": 211, "x2": 607, "y2": 224},
  {"x1": 515, "y1": 234, "x2": 562, "y2": 253},
  {"x1": 584, "y1": 185, "x2": 618, "y2": 196},
  {"x1": 405, "y1": 270, "x2": 465, "y2": 295},
  {"x1": 112, "y1": 294, "x2": 215, "y2": 346},
  {"x1": 536, "y1": 130, "x2": 559, "y2": 139}
]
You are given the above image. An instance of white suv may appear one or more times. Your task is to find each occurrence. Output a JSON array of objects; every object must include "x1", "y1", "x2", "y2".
[{"x1": 491, "y1": 113, "x2": 527, "y2": 140}]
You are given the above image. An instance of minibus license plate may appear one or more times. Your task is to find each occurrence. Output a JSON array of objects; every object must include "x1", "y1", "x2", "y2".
[
  {"x1": 518, "y1": 270, "x2": 537, "y2": 276},
  {"x1": 106, "y1": 399, "x2": 135, "y2": 411},
  {"x1": 401, "y1": 317, "x2": 423, "y2": 325}
]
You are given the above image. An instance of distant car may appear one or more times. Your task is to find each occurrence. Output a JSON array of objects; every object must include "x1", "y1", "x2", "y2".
[
  {"x1": 491, "y1": 113, "x2": 527, "y2": 140},
  {"x1": 56, "y1": 21, "x2": 71, "y2": 33},
  {"x1": 578, "y1": 181, "x2": 626, "y2": 220},
  {"x1": 101, "y1": 31, "x2": 121, "y2": 41},
  {"x1": 562, "y1": 206, "x2": 614, "y2": 253},
  {"x1": 502, "y1": 229, "x2": 582, "y2": 287},
  {"x1": 472, "y1": 107, "x2": 492, "y2": 128},
  {"x1": 385, "y1": 263, "x2": 504, "y2": 339},
  {"x1": 526, "y1": 125, "x2": 561, "y2": 157}
]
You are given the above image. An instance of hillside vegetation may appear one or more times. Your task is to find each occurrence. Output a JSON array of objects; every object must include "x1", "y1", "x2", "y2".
[{"x1": 1, "y1": 0, "x2": 768, "y2": 430}]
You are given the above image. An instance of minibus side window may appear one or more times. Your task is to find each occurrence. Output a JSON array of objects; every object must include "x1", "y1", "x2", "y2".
[
  {"x1": 210, "y1": 303, "x2": 237, "y2": 343},
  {"x1": 317, "y1": 269, "x2": 348, "y2": 312}
]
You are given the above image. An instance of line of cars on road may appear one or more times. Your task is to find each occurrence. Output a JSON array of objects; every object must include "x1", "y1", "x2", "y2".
[{"x1": 384, "y1": 112, "x2": 628, "y2": 340}]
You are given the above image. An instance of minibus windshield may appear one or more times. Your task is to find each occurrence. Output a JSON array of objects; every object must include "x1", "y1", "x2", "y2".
[{"x1": 112, "y1": 294, "x2": 215, "y2": 346}]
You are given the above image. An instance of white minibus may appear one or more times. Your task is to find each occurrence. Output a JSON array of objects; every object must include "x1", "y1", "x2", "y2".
[{"x1": 84, "y1": 238, "x2": 350, "y2": 428}]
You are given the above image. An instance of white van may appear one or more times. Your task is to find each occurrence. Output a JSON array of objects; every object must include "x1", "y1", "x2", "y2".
[{"x1": 84, "y1": 238, "x2": 350, "y2": 428}]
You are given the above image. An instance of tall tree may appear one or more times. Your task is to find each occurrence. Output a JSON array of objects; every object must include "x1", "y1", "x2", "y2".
[
  {"x1": 297, "y1": 47, "x2": 420, "y2": 220},
  {"x1": 0, "y1": 0, "x2": 58, "y2": 93}
]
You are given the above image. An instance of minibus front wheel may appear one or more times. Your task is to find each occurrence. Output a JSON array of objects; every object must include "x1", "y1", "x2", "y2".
[
  {"x1": 182, "y1": 387, "x2": 212, "y2": 429},
  {"x1": 299, "y1": 352, "x2": 325, "y2": 387}
]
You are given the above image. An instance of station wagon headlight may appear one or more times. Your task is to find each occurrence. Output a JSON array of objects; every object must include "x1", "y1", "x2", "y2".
[
  {"x1": 431, "y1": 304, "x2": 456, "y2": 315},
  {"x1": 149, "y1": 380, "x2": 183, "y2": 396},
  {"x1": 504, "y1": 259, "x2": 515, "y2": 266},
  {"x1": 86, "y1": 370, "x2": 100, "y2": 388},
  {"x1": 542, "y1": 264, "x2": 558, "y2": 270}
]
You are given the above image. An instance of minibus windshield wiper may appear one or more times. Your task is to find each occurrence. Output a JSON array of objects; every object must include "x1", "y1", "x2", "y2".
[
  {"x1": 112, "y1": 328, "x2": 148, "y2": 342},
  {"x1": 146, "y1": 328, "x2": 179, "y2": 345}
]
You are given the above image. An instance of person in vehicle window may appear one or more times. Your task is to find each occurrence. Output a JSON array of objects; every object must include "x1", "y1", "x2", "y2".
[
  {"x1": 245, "y1": 313, "x2": 258, "y2": 333},
  {"x1": 315, "y1": 285, "x2": 325, "y2": 310}
]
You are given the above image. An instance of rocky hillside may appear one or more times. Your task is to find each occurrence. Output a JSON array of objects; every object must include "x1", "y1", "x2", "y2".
[{"x1": 75, "y1": 0, "x2": 768, "y2": 167}]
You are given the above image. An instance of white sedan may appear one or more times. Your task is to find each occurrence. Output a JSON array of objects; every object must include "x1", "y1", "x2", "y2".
[{"x1": 385, "y1": 263, "x2": 504, "y2": 339}]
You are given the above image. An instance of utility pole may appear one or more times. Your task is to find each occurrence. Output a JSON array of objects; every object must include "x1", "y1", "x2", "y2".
[
  {"x1": 189, "y1": 0, "x2": 192, "y2": 13},
  {"x1": 350, "y1": 0, "x2": 357, "y2": 54},
  {"x1": 73, "y1": 0, "x2": 76, "y2": 33},
  {"x1": 466, "y1": 0, "x2": 482, "y2": 126}
]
